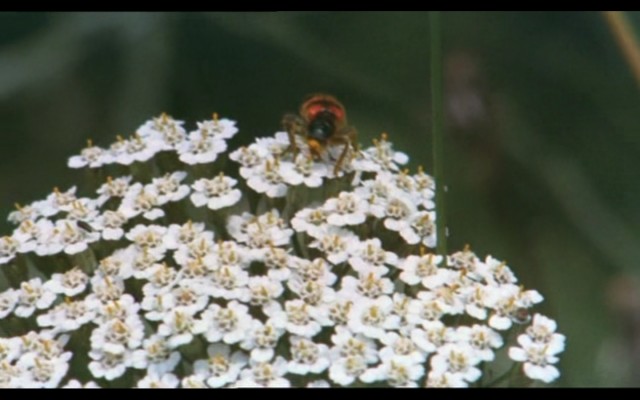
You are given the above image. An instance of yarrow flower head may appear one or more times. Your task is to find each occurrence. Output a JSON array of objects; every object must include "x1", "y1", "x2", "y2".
[{"x1": 0, "y1": 104, "x2": 564, "y2": 387}]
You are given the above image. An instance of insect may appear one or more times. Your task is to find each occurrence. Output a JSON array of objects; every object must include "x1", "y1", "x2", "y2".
[
  {"x1": 282, "y1": 93, "x2": 358, "y2": 175},
  {"x1": 76, "y1": 220, "x2": 96, "y2": 233}
]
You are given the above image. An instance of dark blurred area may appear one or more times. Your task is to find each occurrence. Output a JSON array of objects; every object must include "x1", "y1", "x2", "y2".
[{"x1": 0, "y1": 11, "x2": 639, "y2": 386}]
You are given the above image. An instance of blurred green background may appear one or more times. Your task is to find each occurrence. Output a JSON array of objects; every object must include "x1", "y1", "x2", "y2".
[{"x1": 0, "y1": 11, "x2": 639, "y2": 387}]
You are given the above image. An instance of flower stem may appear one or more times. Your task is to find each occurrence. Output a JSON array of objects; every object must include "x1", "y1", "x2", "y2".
[
  {"x1": 602, "y1": 11, "x2": 640, "y2": 88},
  {"x1": 430, "y1": 11, "x2": 447, "y2": 257}
]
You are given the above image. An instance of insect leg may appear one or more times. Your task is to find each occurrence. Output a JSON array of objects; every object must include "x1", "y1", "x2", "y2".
[
  {"x1": 281, "y1": 113, "x2": 306, "y2": 156},
  {"x1": 329, "y1": 126, "x2": 358, "y2": 175}
]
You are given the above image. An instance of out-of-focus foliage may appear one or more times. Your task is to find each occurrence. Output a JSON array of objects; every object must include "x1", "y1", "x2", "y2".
[{"x1": 0, "y1": 11, "x2": 638, "y2": 387}]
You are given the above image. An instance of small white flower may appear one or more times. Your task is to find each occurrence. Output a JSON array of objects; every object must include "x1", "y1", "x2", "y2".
[
  {"x1": 330, "y1": 325, "x2": 379, "y2": 361},
  {"x1": 509, "y1": 338, "x2": 561, "y2": 383},
  {"x1": 194, "y1": 301, "x2": 252, "y2": 345},
  {"x1": 143, "y1": 262, "x2": 179, "y2": 296},
  {"x1": 173, "y1": 231, "x2": 216, "y2": 266},
  {"x1": 127, "y1": 246, "x2": 166, "y2": 280},
  {"x1": 248, "y1": 275, "x2": 284, "y2": 309},
  {"x1": 209, "y1": 239, "x2": 249, "y2": 268},
  {"x1": 39, "y1": 186, "x2": 78, "y2": 218},
  {"x1": 137, "y1": 113, "x2": 186, "y2": 150},
  {"x1": 524, "y1": 314, "x2": 566, "y2": 354},
  {"x1": 267, "y1": 299, "x2": 332, "y2": 338},
  {"x1": 410, "y1": 320, "x2": 455, "y2": 354},
  {"x1": 136, "y1": 371, "x2": 179, "y2": 388},
  {"x1": 90, "y1": 315, "x2": 145, "y2": 354},
  {"x1": 163, "y1": 221, "x2": 206, "y2": 250},
  {"x1": 416, "y1": 285, "x2": 465, "y2": 317},
  {"x1": 361, "y1": 357, "x2": 424, "y2": 387},
  {"x1": 448, "y1": 247, "x2": 481, "y2": 273},
  {"x1": 456, "y1": 325, "x2": 503, "y2": 362},
  {"x1": 324, "y1": 192, "x2": 368, "y2": 226},
  {"x1": 112, "y1": 134, "x2": 163, "y2": 166},
  {"x1": 399, "y1": 211, "x2": 437, "y2": 248},
  {"x1": 0, "y1": 289, "x2": 18, "y2": 319},
  {"x1": 252, "y1": 245, "x2": 292, "y2": 281},
  {"x1": 92, "y1": 210, "x2": 127, "y2": 241},
  {"x1": 48, "y1": 219, "x2": 99, "y2": 255},
  {"x1": 348, "y1": 296, "x2": 401, "y2": 340},
  {"x1": 68, "y1": 139, "x2": 111, "y2": 169},
  {"x1": 353, "y1": 133, "x2": 408, "y2": 172},
  {"x1": 17, "y1": 354, "x2": 71, "y2": 388},
  {"x1": 200, "y1": 265, "x2": 250, "y2": 302},
  {"x1": 0, "y1": 338, "x2": 21, "y2": 366},
  {"x1": 149, "y1": 171, "x2": 190, "y2": 205},
  {"x1": 177, "y1": 130, "x2": 227, "y2": 165},
  {"x1": 58, "y1": 198, "x2": 99, "y2": 223},
  {"x1": 88, "y1": 349, "x2": 133, "y2": 381},
  {"x1": 487, "y1": 284, "x2": 542, "y2": 331},
  {"x1": 63, "y1": 379, "x2": 100, "y2": 388},
  {"x1": 406, "y1": 295, "x2": 445, "y2": 325},
  {"x1": 36, "y1": 299, "x2": 95, "y2": 333},
  {"x1": 461, "y1": 283, "x2": 492, "y2": 320},
  {"x1": 157, "y1": 310, "x2": 198, "y2": 349},
  {"x1": 96, "y1": 249, "x2": 135, "y2": 280},
  {"x1": 229, "y1": 144, "x2": 268, "y2": 169},
  {"x1": 338, "y1": 272, "x2": 394, "y2": 300},
  {"x1": 8, "y1": 202, "x2": 39, "y2": 225},
  {"x1": 308, "y1": 225, "x2": 358, "y2": 265},
  {"x1": 235, "y1": 356, "x2": 290, "y2": 388},
  {"x1": 0, "y1": 236, "x2": 19, "y2": 265},
  {"x1": 379, "y1": 332, "x2": 426, "y2": 364},
  {"x1": 430, "y1": 343, "x2": 481, "y2": 383},
  {"x1": 227, "y1": 210, "x2": 293, "y2": 249},
  {"x1": 118, "y1": 183, "x2": 165, "y2": 221},
  {"x1": 279, "y1": 154, "x2": 328, "y2": 188},
  {"x1": 287, "y1": 336, "x2": 331, "y2": 375},
  {"x1": 254, "y1": 131, "x2": 291, "y2": 157},
  {"x1": 425, "y1": 371, "x2": 468, "y2": 388},
  {"x1": 348, "y1": 238, "x2": 397, "y2": 275},
  {"x1": 162, "y1": 286, "x2": 209, "y2": 316},
  {"x1": 288, "y1": 276, "x2": 336, "y2": 307},
  {"x1": 245, "y1": 158, "x2": 288, "y2": 198},
  {"x1": 14, "y1": 278, "x2": 57, "y2": 318},
  {"x1": 181, "y1": 375, "x2": 207, "y2": 388},
  {"x1": 45, "y1": 267, "x2": 89, "y2": 297},
  {"x1": 126, "y1": 224, "x2": 168, "y2": 252},
  {"x1": 479, "y1": 255, "x2": 518, "y2": 285},
  {"x1": 240, "y1": 319, "x2": 285, "y2": 363},
  {"x1": 292, "y1": 257, "x2": 337, "y2": 286},
  {"x1": 382, "y1": 195, "x2": 417, "y2": 233},
  {"x1": 195, "y1": 115, "x2": 238, "y2": 140},
  {"x1": 140, "y1": 292, "x2": 174, "y2": 322},
  {"x1": 84, "y1": 278, "x2": 126, "y2": 314},
  {"x1": 12, "y1": 219, "x2": 47, "y2": 246},
  {"x1": 192, "y1": 343, "x2": 247, "y2": 388},
  {"x1": 328, "y1": 355, "x2": 369, "y2": 386},
  {"x1": 291, "y1": 208, "x2": 327, "y2": 235},
  {"x1": 190, "y1": 174, "x2": 242, "y2": 210},
  {"x1": 96, "y1": 176, "x2": 132, "y2": 206},
  {"x1": 398, "y1": 252, "x2": 446, "y2": 288}
]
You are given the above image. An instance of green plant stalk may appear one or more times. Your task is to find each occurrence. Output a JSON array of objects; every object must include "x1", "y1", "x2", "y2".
[{"x1": 430, "y1": 11, "x2": 447, "y2": 257}]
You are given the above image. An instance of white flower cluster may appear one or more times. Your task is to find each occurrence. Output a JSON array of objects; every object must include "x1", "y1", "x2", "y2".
[{"x1": 0, "y1": 113, "x2": 565, "y2": 387}]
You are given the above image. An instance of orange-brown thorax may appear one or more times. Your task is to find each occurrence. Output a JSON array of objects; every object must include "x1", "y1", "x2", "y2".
[{"x1": 307, "y1": 138, "x2": 324, "y2": 159}]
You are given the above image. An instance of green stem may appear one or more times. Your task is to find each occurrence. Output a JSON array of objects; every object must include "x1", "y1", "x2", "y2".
[
  {"x1": 485, "y1": 362, "x2": 519, "y2": 387},
  {"x1": 430, "y1": 11, "x2": 447, "y2": 257}
]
